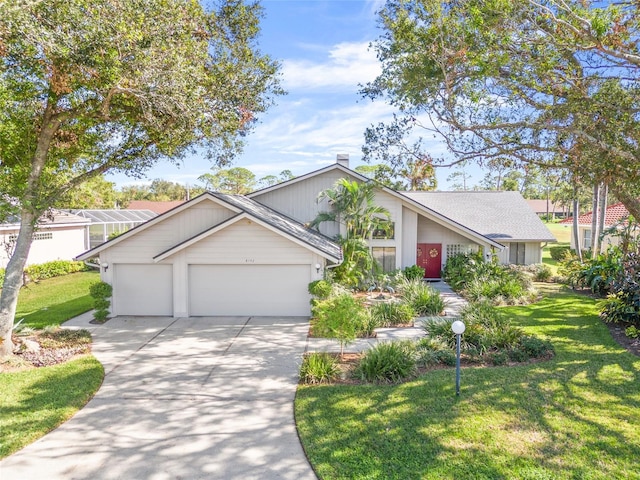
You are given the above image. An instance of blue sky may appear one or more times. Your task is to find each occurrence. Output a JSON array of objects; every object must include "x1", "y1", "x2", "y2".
[{"x1": 107, "y1": 0, "x2": 480, "y2": 189}]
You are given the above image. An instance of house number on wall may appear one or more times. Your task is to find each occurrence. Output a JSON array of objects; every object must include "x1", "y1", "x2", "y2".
[{"x1": 245, "y1": 258, "x2": 255, "y2": 263}]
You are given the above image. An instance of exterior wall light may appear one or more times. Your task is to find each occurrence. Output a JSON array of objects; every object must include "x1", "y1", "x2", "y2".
[
  {"x1": 315, "y1": 263, "x2": 321, "y2": 273},
  {"x1": 101, "y1": 262, "x2": 109, "y2": 272}
]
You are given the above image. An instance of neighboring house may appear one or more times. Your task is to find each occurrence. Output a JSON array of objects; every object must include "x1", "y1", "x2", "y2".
[
  {"x1": 71, "y1": 209, "x2": 158, "y2": 249},
  {"x1": 561, "y1": 202, "x2": 631, "y2": 250},
  {"x1": 525, "y1": 199, "x2": 569, "y2": 219},
  {"x1": 76, "y1": 156, "x2": 555, "y2": 317},
  {"x1": 126, "y1": 200, "x2": 185, "y2": 214},
  {"x1": 0, "y1": 210, "x2": 91, "y2": 269}
]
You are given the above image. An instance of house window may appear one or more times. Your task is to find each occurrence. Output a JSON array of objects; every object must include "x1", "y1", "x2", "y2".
[
  {"x1": 372, "y1": 247, "x2": 396, "y2": 272},
  {"x1": 34, "y1": 232, "x2": 53, "y2": 241},
  {"x1": 446, "y1": 244, "x2": 475, "y2": 257},
  {"x1": 509, "y1": 242, "x2": 526, "y2": 265},
  {"x1": 372, "y1": 222, "x2": 395, "y2": 240},
  {"x1": 583, "y1": 229, "x2": 592, "y2": 249}
]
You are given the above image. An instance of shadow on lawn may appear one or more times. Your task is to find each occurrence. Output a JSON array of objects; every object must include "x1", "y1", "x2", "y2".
[{"x1": 296, "y1": 287, "x2": 640, "y2": 480}]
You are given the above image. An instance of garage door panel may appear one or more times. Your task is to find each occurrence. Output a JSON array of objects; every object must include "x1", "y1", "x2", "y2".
[
  {"x1": 189, "y1": 265, "x2": 310, "y2": 316},
  {"x1": 114, "y1": 264, "x2": 173, "y2": 316}
]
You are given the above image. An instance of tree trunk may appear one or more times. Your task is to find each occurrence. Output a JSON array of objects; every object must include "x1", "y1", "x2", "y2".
[
  {"x1": 591, "y1": 183, "x2": 600, "y2": 259},
  {"x1": 573, "y1": 197, "x2": 582, "y2": 262},
  {"x1": 0, "y1": 214, "x2": 36, "y2": 356},
  {"x1": 0, "y1": 100, "x2": 59, "y2": 357},
  {"x1": 598, "y1": 184, "x2": 608, "y2": 252}
]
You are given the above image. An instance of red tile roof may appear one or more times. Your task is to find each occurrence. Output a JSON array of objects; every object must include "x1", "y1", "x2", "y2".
[
  {"x1": 126, "y1": 200, "x2": 185, "y2": 214},
  {"x1": 560, "y1": 202, "x2": 629, "y2": 226}
]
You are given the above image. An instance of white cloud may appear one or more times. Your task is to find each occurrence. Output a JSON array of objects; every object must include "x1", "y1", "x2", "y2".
[{"x1": 282, "y1": 41, "x2": 380, "y2": 91}]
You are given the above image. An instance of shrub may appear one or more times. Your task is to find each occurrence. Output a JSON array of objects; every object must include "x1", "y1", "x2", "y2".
[
  {"x1": 444, "y1": 252, "x2": 534, "y2": 304},
  {"x1": 508, "y1": 347, "x2": 530, "y2": 362},
  {"x1": 533, "y1": 264, "x2": 553, "y2": 282},
  {"x1": 299, "y1": 352, "x2": 340, "y2": 384},
  {"x1": 89, "y1": 281, "x2": 113, "y2": 322},
  {"x1": 549, "y1": 246, "x2": 571, "y2": 261},
  {"x1": 370, "y1": 301, "x2": 415, "y2": 327},
  {"x1": 399, "y1": 278, "x2": 445, "y2": 315},
  {"x1": 24, "y1": 260, "x2": 88, "y2": 282},
  {"x1": 1, "y1": 260, "x2": 89, "y2": 287},
  {"x1": 518, "y1": 336, "x2": 554, "y2": 358},
  {"x1": 599, "y1": 251, "x2": 640, "y2": 325},
  {"x1": 402, "y1": 265, "x2": 425, "y2": 281},
  {"x1": 625, "y1": 325, "x2": 639, "y2": 339},
  {"x1": 415, "y1": 338, "x2": 458, "y2": 367},
  {"x1": 308, "y1": 280, "x2": 333, "y2": 299},
  {"x1": 311, "y1": 294, "x2": 369, "y2": 354},
  {"x1": 490, "y1": 351, "x2": 509, "y2": 366},
  {"x1": 354, "y1": 342, "x2": 416, "y2": 383}
]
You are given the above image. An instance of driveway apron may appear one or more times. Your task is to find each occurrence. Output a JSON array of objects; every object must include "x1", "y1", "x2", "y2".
[{"x1": 0, "y1": 316, "x2": 317, "y2": 480}]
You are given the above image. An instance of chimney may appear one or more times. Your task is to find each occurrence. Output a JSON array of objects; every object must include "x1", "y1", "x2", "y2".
[{"x1": 336, "y1": 153, "x2": 349, "y2": 169}]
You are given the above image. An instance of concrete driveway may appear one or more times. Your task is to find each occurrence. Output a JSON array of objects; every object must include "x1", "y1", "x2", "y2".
[{"x1": 0, "y1": 315, "x2": 317, "y2": 480}]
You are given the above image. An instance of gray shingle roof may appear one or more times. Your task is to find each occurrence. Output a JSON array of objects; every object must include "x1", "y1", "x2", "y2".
[
  {"x1": 211, "y1": 193, "x2": 342, "y2": 261},
  {"x1": 402, "y1": 191, "x2": 557, "y2": 242}
]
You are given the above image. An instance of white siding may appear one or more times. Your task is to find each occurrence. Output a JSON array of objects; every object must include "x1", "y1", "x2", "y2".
[
  {"x1": 104, "y1": 201, "x2": 235, "y2": 263},
  {"x1": 0, "y1": 226, "x2": 86, "y2": 268},
  {"x1": 495, "y1": 241, "x2": 543, "y2": 265},
  {"x1": 401, "y1": 208, "x2": 418, "y2": 268},
  {"x1": 182, "y1": 220, "x2": 315, "y2": 264},
  {"x1": 251, "y1": 170, "x2": 361, "y2": 238}
]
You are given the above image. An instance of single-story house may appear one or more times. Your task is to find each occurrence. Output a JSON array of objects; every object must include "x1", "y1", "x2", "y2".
[
  {"x1": 561, "y1": 202, "x2": 631, "y2": 250},
  {"x1": 76, "y1": 156, "x2": 555, "y2": 317},
  {"x1": 525, "y1": 199, "x2": 569, "y2": 219},
  {"x1": 1, "y1": 210, "x2": 91, "y2": 268}
]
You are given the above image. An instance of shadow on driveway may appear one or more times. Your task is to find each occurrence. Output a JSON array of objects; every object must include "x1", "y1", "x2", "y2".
[{"x1": 0, "y1": 316, "x2": 317, "y2": 480}]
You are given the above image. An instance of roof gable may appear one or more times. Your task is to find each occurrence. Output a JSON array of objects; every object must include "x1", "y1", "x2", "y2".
[{"x1": 76, "y1": 191, "x2": 341, "y2": 263}]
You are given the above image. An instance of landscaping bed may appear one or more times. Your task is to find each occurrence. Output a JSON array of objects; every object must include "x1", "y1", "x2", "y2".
[{"x1": 4, "y1": 328, "x2": 93, "y2": 372}]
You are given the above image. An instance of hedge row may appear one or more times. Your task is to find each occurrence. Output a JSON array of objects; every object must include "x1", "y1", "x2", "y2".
[{"x1": 0, "y1": 260, "x2": 90, "y2": 288}]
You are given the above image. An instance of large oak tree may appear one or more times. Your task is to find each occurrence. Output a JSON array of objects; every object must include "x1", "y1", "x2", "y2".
[
  {"x1": 0, "y1": 0, "x2": 281, "y2": 356},
  {"x1": 363, "y1": 0, "x2": 640, "y2": 216}
]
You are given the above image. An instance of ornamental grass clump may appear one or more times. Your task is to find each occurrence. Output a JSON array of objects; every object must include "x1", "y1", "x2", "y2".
[
  {"x1": 369, "y1": 301, "x2": 416, "y2": 327},
  {"x1": 398, "y1": 278, "x2": 445, "y2": 316},
  {"x1": 354, "y1": 341, "x2": 416, "y2": 383},
  {"x1": 300, "y1": 352, "x2": 340, "y2": 384}
]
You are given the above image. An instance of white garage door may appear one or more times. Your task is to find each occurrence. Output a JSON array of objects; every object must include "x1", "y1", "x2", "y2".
[
  {"x1": 113, "y1": 264, "x2": 173, "y2": 316},
  {"x1": 189, "y1": 264, "x2": 311, "y2": 316}
]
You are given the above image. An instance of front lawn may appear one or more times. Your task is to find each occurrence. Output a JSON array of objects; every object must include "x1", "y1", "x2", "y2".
[
  {"x1": 15, "y1": 271, "x2": 99, "y2": 328},
  {"x1": 0, "y1": 356, "x2": 103, "y2": 458},
  {"x1": 295, "y1": 285, "x2": 640, "y2": 479},
  {"x1": 1, "y1": 271, "x2": 104, "y2": 459}
]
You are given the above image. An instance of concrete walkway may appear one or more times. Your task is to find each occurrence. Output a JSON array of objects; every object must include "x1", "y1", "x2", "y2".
[
  {"x1": 0, "y1": 315, "x2": 316, "y2": 480},
  {"x1": 306, "y1": 280, "x2": 468, "y2": 353}
]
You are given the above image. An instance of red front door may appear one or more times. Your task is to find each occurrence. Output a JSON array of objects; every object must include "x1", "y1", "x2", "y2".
[{"x1": 417, "y1": 243, "x2": 442, "y2": 278}]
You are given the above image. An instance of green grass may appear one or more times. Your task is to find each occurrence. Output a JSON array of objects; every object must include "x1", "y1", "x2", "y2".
[
  {"x1": 543, "y1": 222, "x2": 571, "y2": 274},
  {"x1": 15, "y1": 271, "x2": 99, "y2": 328},
  {"x1": 0, "y1": 356, "x2": 103, "y2": 458},
  {"x1": 295, "y1": 285, "x2": 640, "y2": 480},
  {"x1": 1, "y1": 271, "x2": 104, "y2": 459}
]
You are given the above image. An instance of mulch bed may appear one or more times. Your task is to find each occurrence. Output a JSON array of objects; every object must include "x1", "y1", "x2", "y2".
[{"x1": 1, "y1": 331, "x2": 92, "y2": 373}]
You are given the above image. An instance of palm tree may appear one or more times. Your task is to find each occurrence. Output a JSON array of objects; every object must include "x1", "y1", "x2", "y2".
[
  {"x1": 310, "y1": 179, "x2": 392, "y2": 287},
  {"x1": 310, "y1": 178, "x2": 391, "y2": 240}
]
